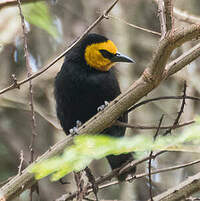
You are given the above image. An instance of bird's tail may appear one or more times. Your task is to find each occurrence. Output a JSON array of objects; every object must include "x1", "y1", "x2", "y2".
[{"x1": 106, "y1": 153, "x2": 136, "y2": 181}]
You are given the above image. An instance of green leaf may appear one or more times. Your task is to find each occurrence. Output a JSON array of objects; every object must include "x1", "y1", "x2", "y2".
[
  {"x1": 29, "y1": 117, "x2": 200, "y2": 181},
  {"x1": 22, "y1": 2, "x2": 59, "y2": 39}
]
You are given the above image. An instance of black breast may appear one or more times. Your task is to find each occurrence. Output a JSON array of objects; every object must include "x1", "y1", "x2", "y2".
[{"x1": 54, "y1": 60, "x2": 127, "y2": 136}]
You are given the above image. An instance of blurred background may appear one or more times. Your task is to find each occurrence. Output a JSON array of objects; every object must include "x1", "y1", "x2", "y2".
[{"x1": 0, "y1": 0, "x2": 200, "y2": 200}]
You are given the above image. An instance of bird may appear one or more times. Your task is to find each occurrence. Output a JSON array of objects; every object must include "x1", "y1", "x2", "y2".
[{"x1": 54, "y1": 33, "x2": 136, "y2": 181}]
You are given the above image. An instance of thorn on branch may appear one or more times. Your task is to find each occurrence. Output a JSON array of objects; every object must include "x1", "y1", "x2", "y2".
[
  {"x1": 103, "y1": 13, "x2": 109, "y2": 19},
  {"x1": 11, "y1": 74, "x2": 20, "y2": 89},
  {"x1": 18, "y1": 150, "x2": 24, "y2": 176}
]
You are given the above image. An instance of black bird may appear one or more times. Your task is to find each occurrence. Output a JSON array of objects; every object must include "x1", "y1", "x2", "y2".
[{"x1": 54, "y1": 33, "x2": 135, "y2": 180}]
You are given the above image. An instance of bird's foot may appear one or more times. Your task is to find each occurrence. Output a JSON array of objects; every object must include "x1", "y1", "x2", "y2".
[
  {"x1": 76, "y1": 120, "x2": 82, "y2": 127},
  {"x1": 69, "y1": 120, "x2": 82, "y2": 135},
  {"x1": 97, "y1": 101, "x2": 109, "y2": 112}
]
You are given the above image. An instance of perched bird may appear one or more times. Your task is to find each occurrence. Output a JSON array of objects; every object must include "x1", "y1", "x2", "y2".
[{"x1": 54, "y1": 33, "x2": 135, "y2": 180}]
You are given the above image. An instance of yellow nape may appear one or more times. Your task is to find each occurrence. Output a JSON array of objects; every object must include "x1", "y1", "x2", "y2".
[{"x1": 84, "y1": 40, "x2": 117, "y2": 71}]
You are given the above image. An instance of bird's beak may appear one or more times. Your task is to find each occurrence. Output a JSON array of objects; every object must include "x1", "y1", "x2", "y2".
[{"x1": 111, "y1": 52, "x2": 135, "y2": 63}]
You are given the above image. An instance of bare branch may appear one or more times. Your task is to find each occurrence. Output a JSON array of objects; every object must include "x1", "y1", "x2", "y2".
[
  {"x1": 174, "y1": 7, "x2": 200, "y2": 24},
  {"x1": 64, "y1": 151, "x2": 165, "y2": 201},
  {"x1": 163, "y1": 82, "x2": 187, "y2": 135},
  {"x1": 100, "y1": 159, "x2": 200, "y2": 199},
  {"x1": 0, "y1": 0, "x2": 43, "y2": 8},
  {"x1": 158, "y1": 0, "x2": 167, "y2": 39},
  {"x1": 17, "y1": 151, "x2": 24, "y2": 176},
  {"x1": 164, "y1": 0, "x2": 173, "y2": 31},
  {"x1": 149, "y1": 115, "x2": 164, "y2": 201},
  {"x1": 107, "y1": 14, "x2": 161, "y2": 36},
  {"x1": 17, "y1": 0, "x2": 37, "y2": 164},
  {"x1": 147, "y1": 24, "x2": 200, "y2": 82},
  {"x1": 165, "y1": 42, "x2": 200, "y2": 78},
  {"x1": 151, "y1": 171, "x2": 200, "y2": 201},
  {"x1": 115, "y1": 120, "x2": 195, "y2": 130},
  {"x1": 128, "y1": 95, "x2": 200, "y2": 113},
  {"x1": 64, "y1": 158, "x2": 200, "y2": 201},
  {"x1": 84, "y1": 167, "x2": 98, "y2": 201}
]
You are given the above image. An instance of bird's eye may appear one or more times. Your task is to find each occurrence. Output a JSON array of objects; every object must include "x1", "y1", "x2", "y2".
[{"x1": 99, "y1": 49, "x2": 114, "y2": 59}]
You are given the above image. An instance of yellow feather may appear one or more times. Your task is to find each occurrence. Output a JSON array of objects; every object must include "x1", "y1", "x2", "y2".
[{"x1": 84, "y1": 40, "x2": 117, "y2": 71}]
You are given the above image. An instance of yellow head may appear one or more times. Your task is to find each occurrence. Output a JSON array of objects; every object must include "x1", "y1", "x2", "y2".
[
  {"x1": 85, "y1": 40, "x2": 117, "y2": 71},
  {"x1": 83, "y1": 34, "x2": 134, "y2": 71}
]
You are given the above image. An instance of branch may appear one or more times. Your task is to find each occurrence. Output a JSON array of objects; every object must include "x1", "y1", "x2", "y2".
[
  {"x1": 165, "y1": 42, "x2": 200, "y2": 78},
  {"x1": 64, "y1": 158, "x2": 200, "y2": 201},
  {"x1": 164, "y1": 0, "x2": 173, "y2": 32},
  {"x1": 17, "y1": 1, "x2": 39, "y2": 199},
  {"x1": 128, "y1": 96, "x2": 200, "y2": 113},
  {"x1": 107, "y1": 14, "x2": 161, "y2": 36},
  {"x1": 155, "y1": 0, "x2": 200, "y2": 25},
  {"x1": 158, "y1": 0, "x2": 167, "y2": 39},
  {"x1": 151, "y1": 172, "x2": 200, "y2": 201},
  {"x1": 163, "y1": 82, "x2": 187, "y2": 135},
  {"x1": 174, "y1": 7, "x2": 200, "y2": 24},
  {"x1": 0, "y1": 0, "x2": 43, "y2": 8},
  {"x1": 149, "y1": 115, "x2": 164, "y2": 201},
  {"x1": 115, "y1": 120, "x2": 195, "y2": 130},
  {"x1": 64, "y1": 151, "x2": 166, "y2": 201},
  {"x1": 147, "y1": 24, "x2": 200, "y2": 82},
  {"x1": 103, "y1": 158, "x2": 200, "y2": 193},
  {"x1": 17, "y1": 0, "x2": 37, "y2": 164}
]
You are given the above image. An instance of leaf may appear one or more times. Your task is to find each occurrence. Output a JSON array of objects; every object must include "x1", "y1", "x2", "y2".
[
  {"x1": 29, "y1": 117, "x2": 200, "y2": 181},
  {"x1": 22, "y1": 2, "x2": 59, "y2": 39}
]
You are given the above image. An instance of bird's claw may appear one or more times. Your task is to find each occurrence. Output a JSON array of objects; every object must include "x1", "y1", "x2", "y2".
[
  {"x1": 76, "y1": 120, "x2": 82, "y2": 128},
  {"x1": 69, "y1": 127, "x2": 79, "y2": 135},
  {"x1": 69, "y1": 120, "x2": 82, "y2": 135},
  {"x1": 97, "y1": 101, "x2": 109, "y2": 112}
]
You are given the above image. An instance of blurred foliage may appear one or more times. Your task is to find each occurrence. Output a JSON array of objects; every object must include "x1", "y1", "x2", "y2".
[
  {"x1": 30, "y1": 117, "x2": 200, "y2": 181},
  {"x1": 22, "y1": 2, "x2": 59, "y2": 39}
]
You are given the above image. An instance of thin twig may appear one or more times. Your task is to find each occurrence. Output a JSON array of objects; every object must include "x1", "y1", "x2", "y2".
[
  {"x1": 17, "y1": 0, "x2": 37, "y2": 163},
  {"x1": 74, "y1": 172, "x2": 84, "y2": 201},
  {"x1": 64, "y1": 151, "x2": 166, "y2": 201},
  {"x1": 149, "y1": 115, "x2": 164, "y2": 201},
  {"x1": 107, "y1": 14, "x2": 161, "y2": 36},
  {"x1": 0, "y1": 0, "x2": 43, "y2": 7},
  {"x1": 174, "y1": 7, "x2": 200, "y2": 24},
  {"x1": 164, "y1": 0, "x2": 173, "y2": 32},
  {"x1": 64, "y1": 157, "x2": 200, "y2": 201},
  {"x1": 114, "y1": 120, "x2": 194, "y2": 130},
  {"x1": 0, "y1": 0, "x2": 119, "y2": 96},
  {"x1": 83, "y1": 198, "x2": 96, "y2": 201},
  {"x1": 163, "y1": 82, "x2": 187, "y2": 135},
  {"x1": 84, "y1": 167, "x2": 98, "y2": 201},
  {"x1": 17, "y1": 1, "x2": 38, "y2": 200},
  {"x1": 186, "y1": 197, "x2": 200, "y2": 201},
  {"x1": 127, "y1": 95, "x2": 200, "y2": 113},
  {"x1": 158, "y1": 0, "x2": 167, "y2": 39},
  {"x1": 165, "y1": 42, "x2": 200, "y2": 78},
  {"x1": 151, "y1": 168, "x2": 200, "y2": 201},
  {"x1": 17, "y1": 150, "x2": 24, "y2": 176}
]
